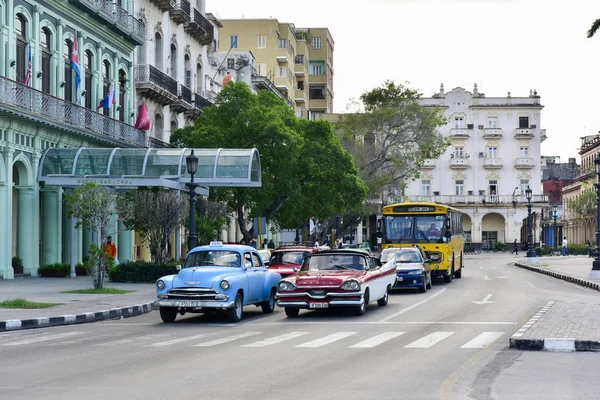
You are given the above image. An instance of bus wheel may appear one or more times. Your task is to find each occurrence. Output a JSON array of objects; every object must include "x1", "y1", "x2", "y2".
[
  {"x1": 444, "y1": 257, "x2": 454, "y2": 283},
  {"x1": 454, "y1": 266, "x2": 462, "y2": 279}
]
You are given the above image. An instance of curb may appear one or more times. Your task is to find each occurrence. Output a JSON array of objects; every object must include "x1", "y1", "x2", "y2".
[
  {"x1": 0, "y1": 303, "x2": 153, "y2": 332},
  {"x1": 513, "y1": 262, "x2": 600, "y2": 292}
]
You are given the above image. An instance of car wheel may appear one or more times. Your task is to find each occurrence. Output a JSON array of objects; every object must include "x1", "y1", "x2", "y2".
[
  {"x1": 377, "y1": 286, "x2": 390, "y2": 306},
  {"x1": 261, "y1": 289, "x2": 276, "y2": 314},
  {"x1": 227, "y1": 292, "x2": 243, "y2": 322},
  {"x1": 355, "y1": 289, "x2": 369, "y2": 315},
  {"x1": 419, "y1": 274, "x2": 427, "y2": 293},
  {"x1": 426, "y1": 274, "x2": 432, "y2": 289},
  {"x1": 159, "y1": 307, "x2": 177, "y2": 323},
  {"x1": 285, "y1": 307, "x2": 300, "y2": 318}
]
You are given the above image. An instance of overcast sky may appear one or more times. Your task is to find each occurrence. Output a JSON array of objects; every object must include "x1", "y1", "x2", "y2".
[{"x1": 207, "y1": 0, "x2": 600, "y2": 161}]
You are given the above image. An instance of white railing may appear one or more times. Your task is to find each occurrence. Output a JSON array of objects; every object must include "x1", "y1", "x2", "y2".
[{"x1": 406, "y1": 194, "x2": 548, "y2": 204}]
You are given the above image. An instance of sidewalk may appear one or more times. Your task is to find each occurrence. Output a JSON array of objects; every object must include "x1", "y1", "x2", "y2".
[
  {"x1": 0, "y1": 276, "x2": 155, "y2": 332},
  {"x1": 510, "y1": 255, "x2": 600, "y2": 352}
]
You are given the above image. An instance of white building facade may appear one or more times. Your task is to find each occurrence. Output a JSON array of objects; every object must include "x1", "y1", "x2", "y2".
[{"x1": 405, "y1": 85, "x2": 548, "y2": 250}]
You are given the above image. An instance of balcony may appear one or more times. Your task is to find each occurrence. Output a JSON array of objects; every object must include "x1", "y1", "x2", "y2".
[
  {"x1": 169, "y1": 0, "x2": 191, "y2": 24},
  {"x1": 276, "y1": 54, "x2": 289, "y2": 63},
  {"x1": 134, "y1": 65, "x2": 178, "y2": 105},
  {"x1": 482, "y1": 128, "x2": 503, "y2": 138},
  {"x1": 406, "y1": 194, "x2": 549, "y2": 205},
  {"x1": 184, "y1": 9, "x2": 214, "y2": 46},
  {"x1": 171, "y1": 84, "x2": 193, "y2": 113},
  {"x1": 69, "y1": 0, "x2": 145, "y2": 45},
  {"x1": 483, "y1": 157, "x2": 503, "y2": 169},
  {"x1": 148, "y1": 136, "x2": 171, "y2": 148},
  {"x1": 148, "y1": 0, "x2": 173, "y2": 11},
  {"x1": 421, "y1": 159, "x2": 436, "y2": 169},
  {"x1": 450, "y1": 158, "x2": 470, "y2": 169},
  {"x1": 184, "y1": 92, "x2": 213, "y2": 118},
  {"x1": 450, "y1": 128, "x2": 469, "y2": 139},
  {"x1": 515, "y1": 128, "x2": 534, "y2": 138},
  {"x1": 309, "y1": 98, "x2": 328, "y2": 109},
  {"x1": 252, "y1": 74, "x2": 294, "y2": 108},
  {"x1": 0, "y1": 75, "x2": 145, "y2": 147},
  {"x1": 515, "y1": 157, "x2": 535, "y2": 169}
]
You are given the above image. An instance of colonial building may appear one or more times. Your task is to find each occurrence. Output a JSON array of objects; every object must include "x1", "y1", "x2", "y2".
[
  {"x1": 217, "y1": 18, "x2": 334, "y2": 120},
  {"x1": 404, "y1": 85, "x2": 548, "y2": 250},
  {"x1": 0, "y1": 0, "x2": 146, "y2": 278}
]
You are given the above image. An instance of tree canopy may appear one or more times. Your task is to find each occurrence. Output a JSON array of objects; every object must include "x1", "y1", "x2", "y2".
[
  {"x1": 335, "y1": 80, "x2": 450, "y2": 196},
  {"x1": 171, "y1": 82, "x2": 367, "y2": 239}
]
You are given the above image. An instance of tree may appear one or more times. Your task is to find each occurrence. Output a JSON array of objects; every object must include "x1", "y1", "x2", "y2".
[
  {"x1": 588, "y1": 19, "x2": 600, "y2": 38},
  {"x1": 171, "y1": 82, "x2": 366, "y2": 240},
  {"x1": 336, "y1": 81, "x2": 450, "y2": 196},
  {"x1": 567, "y1": 180, "x2": 597, "y2": 218},
  {"x1": 63, "y1": 182, "x2": 118, "y2": 289},
  {"x1": 117, "y1": 188, "x2": 188, "y2": 263},
  {"x1": 195, "y1": 198, "x2": 231, "y2": 245}
]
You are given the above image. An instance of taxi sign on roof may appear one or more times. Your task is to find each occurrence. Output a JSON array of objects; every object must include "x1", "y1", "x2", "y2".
[{"x1": 209, "y1": 241, "x2": 224, "y2": 246}]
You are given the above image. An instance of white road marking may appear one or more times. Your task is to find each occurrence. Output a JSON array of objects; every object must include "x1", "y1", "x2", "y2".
[
  {"x1": 146, "y1": 334, "x2": 207, "y2": 348},
  {"x1": 3, "y1": 331, "x2": 86, "y2": 346},
  {"x1": 192, "y1": 332, "x2": 261, "y2": 347},
  {"x1": 242, "y1": 332, "x2": 308, "y2": 347},
  {"x1": 250, "y1": 321, "x2": 517, "y2": 326},
  {"x1": 349, "y1": 332, "x2": 405, "y2": 348},
  {"x1": 472, "y1": 294, "x2": 495, "y2": 305},
  {"x1": 460, "y1": 332, "x2": 505, "y2": 348},
  {"x1": 379, "y1": 288, "x2": 447, "y2": 322},
  {"x1": 295, "y1": 332, "x2": 357, "y2": 348},
  {"x1": 404, "y1": 332, "x2": 454, "y2": 348},
  {"x1": 98, "y1": 333, "x2": 168, "y2": 347}
]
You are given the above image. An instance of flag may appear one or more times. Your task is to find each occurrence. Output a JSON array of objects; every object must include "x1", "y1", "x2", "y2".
[
  {"x1": 23, "y1": 44, "x2": 32, "y2": 86},
  {"x1": 134, "y1": 102, "x2": 150, "y2": 131},
  {"x1": 71, "y1": 35, "x2": 81, "y2": 103},
  {"x1": 97, "y1": 83, "x2": 116, "y2": 110}
]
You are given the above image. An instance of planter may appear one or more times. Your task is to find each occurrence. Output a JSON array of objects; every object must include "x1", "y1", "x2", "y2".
[{"x1": 13, "y1": 265, "x2": 23, "y2": 274}]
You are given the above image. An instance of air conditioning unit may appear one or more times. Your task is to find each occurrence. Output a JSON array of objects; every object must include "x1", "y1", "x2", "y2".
[
  {"x1": 468, "y1": 190, "x2": 473, "y2": 195},
  {"x1": 478, "y1": 152, "x2": 486, "y2": 157},
  {"x1": 530, "y1": 124, "x2": 537, "y2": 128},
  {"x1": 478, "y1": 125, "x2": 484, "y2": 130},
  {"x1": 479, "y1": 190, "x2": 485, "y2": 195},
  {"x1": 467, "y1": 124, "x2": 474, "y2": 129},
  {"x1": 433, "y1": 191, "x2": 440, "y2": 196}
]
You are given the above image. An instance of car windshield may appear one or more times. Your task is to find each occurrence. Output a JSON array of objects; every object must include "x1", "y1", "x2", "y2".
[
  {"x1": 270, "y1": 251, "x2": 307, "y2": 265},
  {"x1": 395, "y1": 251, "x2": 422, "y2": 263},
  {"x1": 184, "y1": 250, "x2": 241, "y2": 268},
  {"x1": 302, "y1": 254, "x2": 366, "y2": 271},
  {"x1": 384, "y1": 215, "x2": 446, "y2": 244}
]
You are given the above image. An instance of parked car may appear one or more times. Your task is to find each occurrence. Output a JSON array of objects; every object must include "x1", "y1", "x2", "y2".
[
  {"x1": 257, "y1": 249, "x2": 271, "y2": 266},
  {"x1": 151, "y1": 241, "x2": 282, "y2": 323},
  {"x1": 380, "y1": 246, "x2": 432, "y2": 293},
  {"x1": 267, "y1": 247, "x2": 318, "y2": 278},
  {"x1": 276, "y1": 249, "x2": 396, "y2": 317}
]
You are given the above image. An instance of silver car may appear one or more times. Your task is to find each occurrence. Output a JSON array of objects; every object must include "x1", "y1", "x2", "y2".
[{"x1": 380, "y1": 247, "x2": 432, "y2": 293}]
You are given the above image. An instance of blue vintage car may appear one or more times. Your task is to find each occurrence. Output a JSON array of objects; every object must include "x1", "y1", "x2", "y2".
[{"x1": 151, "y1": 242, "x2": 282, "y2": 323}]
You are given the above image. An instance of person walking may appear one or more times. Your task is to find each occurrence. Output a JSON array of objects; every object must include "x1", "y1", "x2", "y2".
[
  {"x1": 562, "y1": 237, "x2": 569, "y2": 256},
  {"x1": 510, "y1": 238, "x2": 519, "y2": 255}
]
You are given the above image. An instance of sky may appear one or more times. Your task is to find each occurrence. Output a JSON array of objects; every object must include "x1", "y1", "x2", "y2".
[{"x1": 207, "y1": 0, "x2": 600, "y2": 161}]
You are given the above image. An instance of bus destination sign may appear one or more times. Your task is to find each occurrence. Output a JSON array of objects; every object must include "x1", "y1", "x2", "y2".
[{"x1": 392, "y1": 206, "x2": 436, "y2": 213}]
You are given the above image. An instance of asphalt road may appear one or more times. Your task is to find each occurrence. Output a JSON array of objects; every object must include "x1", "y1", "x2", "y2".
[{"x1": 1, "y1": 255, "x2": 599, "y2": 400}]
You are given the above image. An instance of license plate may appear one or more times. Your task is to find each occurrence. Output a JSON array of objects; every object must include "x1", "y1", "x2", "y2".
[
  {"x1": 177, "y1": 301, "x2": 201, "y2": 307},
  {"x1": 397, "y1": 277, "x2": 403, "y2": 282},
  {"x1": 309, "y1": 302, "x2": 329, "y2": 309}
]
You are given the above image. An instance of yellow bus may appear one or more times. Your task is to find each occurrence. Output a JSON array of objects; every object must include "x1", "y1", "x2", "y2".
[{"x1": 381, "y1": 201, "x2": 464, "y2": 282}]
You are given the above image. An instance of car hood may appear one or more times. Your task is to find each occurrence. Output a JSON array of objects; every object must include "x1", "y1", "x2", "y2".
[
  {"x1": 288, "y1": 270, "x2": 365, "y2": 287},
  {"x1": 395, "y1": 262, "x2": 423, "y2": 271},
  {"x1": 172, "y1": 267, "x2": 239, "y2": 288},
  {"x1": 268, "y1": 263, "x2": 300, "y2": 270}
]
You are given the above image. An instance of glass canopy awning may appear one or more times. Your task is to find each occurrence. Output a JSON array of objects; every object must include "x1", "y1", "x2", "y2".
[{"x1": 38, "y1": 148, "x2": 261, "y2": 192}]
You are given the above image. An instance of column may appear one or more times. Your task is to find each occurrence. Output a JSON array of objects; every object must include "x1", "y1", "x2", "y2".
[
  {"x1": 113, "y1": 54, "x2": 119, "y2": 120},
  {"x1": 78, "y1": 34, "x2": 84, "y2": 106},
  {"x1": 227, "y1": 216, "x2": 236, "y2": 243},
  {"x1": 17, "y1": 188, "x2": 34, "y2": 275},
  {"x1": 62, "y1": 191, "x2": 71, "y2": 264},
  {"x1": 127, "y1": 63, "x2": 134, "y2": 124},
  {"x1": 56, "y1": 20, "x2": 64, "y2": 98},
  {"x1": 6, "y1": 0, "x2": 14, "y2": 80},
  {"x1": 0, "y1": 182, "x2": 9, "y2": 279},
  {"x1": 117, "y1": 222, "x2": 133, "y2": 263},
  {"x1": 77, "y1": 226, "x2": 83, "y2": 263},
  {"x1": 138, "y1": 233, "x2": 151, "y2": 261},
  {"x1": 41, "y1": 188, "x2": 60, "y2": 265},
  {"x1": 69, "y1": 216, "x2": 77, "y2": 277},
  {"x1": 175, "y1": 225, "x2": 181, "y2": 260},
  {"x1": 96, "y1": 44, "x2": 103, "y2": 111}
]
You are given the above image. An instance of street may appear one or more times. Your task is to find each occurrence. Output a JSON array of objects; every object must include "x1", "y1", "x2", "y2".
[{"x1": 1, "y1": 255, "x2": 599, "y2": 400}]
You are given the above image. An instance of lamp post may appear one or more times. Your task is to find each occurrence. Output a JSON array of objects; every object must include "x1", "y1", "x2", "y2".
[
  {"x1": 186, "y1": 149, "x2": 199, "y2": 251},
  {"x1": 592, "y1": 155, "x2": 600, "y2": 273},
  {"x1": 552, "y1": 203, "x2": 558, "y2": 255},
  {"x1": 525, "y1": 186, "x2": 535, "y2": 259}
]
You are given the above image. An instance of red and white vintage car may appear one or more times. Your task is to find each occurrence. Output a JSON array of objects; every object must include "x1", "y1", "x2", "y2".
[
  {"x1": 267, "y1": 246, "x2": 319, "y2": 278},
  {"x1": 276, "y1": 249, "x2": 397, "y2": 317}
]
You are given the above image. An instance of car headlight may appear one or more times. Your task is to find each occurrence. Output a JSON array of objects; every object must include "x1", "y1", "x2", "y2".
[
  {"x1": 278, "y1": 281, "x2": 296, "y2": 291},
  {"x1": 220, "y1": 280, "x2": 230, "y2": 290},
  {"x1": 342, "y1": 280, "x2": 360, "y2": 291},
  {"x1": 156, "y1": 280, "x2": 165, "y2": 290}
]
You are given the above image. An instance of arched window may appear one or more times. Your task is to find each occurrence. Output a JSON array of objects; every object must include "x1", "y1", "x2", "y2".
[
  {"x1": 170, "y1": 119, "x2": 178, "y2": 137},
  {"x1": 64, "y1": 39, "x2": 73, "y2": 102},
  {"x1": 40, "y1": 27, "x2": 52, "y2": 93},
  {"x1": 184, "y1": 54, "x2": 191, "y2": 88},
  {"x1": 118, "y1": 69, "x2": 126, "y2": 122},
  {"x1": 102, "y1": 60, "x2": 111, "y2": 116},
  {"x1": 155, "y1": 114, "x2": 163, "y2": 141},
  {"x1": 154, "y1": 33, "x2": 162, "y2": 70},
  {"x1": 84, "y1": 50, "x2": 93, "y2": 109},
  {"x1": 15, "y1": 14, "x2": 27, "y2": 83},
  {"x1": 170, "y1": 44, "x2": 177, "y2": 77},
  {"x1": 196, "y1": 63, "x2": 203, "y2": 94}
]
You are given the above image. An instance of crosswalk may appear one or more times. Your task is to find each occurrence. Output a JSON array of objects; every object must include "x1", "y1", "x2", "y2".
[{"x1": 0, "y1": 329, "x2": 506, "y2": 351}]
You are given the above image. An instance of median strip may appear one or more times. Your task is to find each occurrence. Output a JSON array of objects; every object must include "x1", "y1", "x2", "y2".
[{"x1": 513, "y1": 262, "x2": 600, "y2": 292}]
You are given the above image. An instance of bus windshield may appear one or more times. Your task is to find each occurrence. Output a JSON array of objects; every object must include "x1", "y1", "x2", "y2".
[{"x1": 384, "y1": 214, "x2": 447, "y2": 243}]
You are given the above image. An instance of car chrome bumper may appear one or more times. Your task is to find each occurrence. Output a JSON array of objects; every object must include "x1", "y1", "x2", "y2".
[
  {"x1": 276, "y1": 298, "x2": 364, "y2": 308},
  {"x1": 276, "y1": 291, "x2": 363, "y2": 300},
  {"x1": 151, "y1": 298, "x2": 234, "y2": 310}
]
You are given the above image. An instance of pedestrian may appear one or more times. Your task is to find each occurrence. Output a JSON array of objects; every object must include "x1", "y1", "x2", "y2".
[
  {"x1": 510, "y1": 238, "x2": 519, "y2": 255},
  {"x1": 250, "y1": 239, "x2": 257, "y2": 249},
  {"x1": 263, "y1": 239, "x2": 269, "y2": 250},
  {"x1": 102, "y1": 236, "x2": 117, "y2": 259},
  {"x1": 240, "y1": 238, "x2": 247, "y2": 245},
  {"x1": 562, "y1": 237, "x2": 569, "y2": 256},
  {"x1": 314, "y1": 239, "x2": 320, "y2": 248},
  {"x1": 267, "y1": 239, "x2": 275, "y2": 249}
]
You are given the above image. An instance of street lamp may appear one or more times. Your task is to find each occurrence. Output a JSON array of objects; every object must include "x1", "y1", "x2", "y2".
[
  {"x1": 525, "y1": 186, "x2": 535, "y2": 258},
  {"x1": 592, "y1": 155, "x2": 600, "y2": 272},
  {"x1": 186, "y1": 149, "x2": 199, "y2": 251},
  {"x1": 552, "y1": 203, "x2": 558, "y2": 254}
]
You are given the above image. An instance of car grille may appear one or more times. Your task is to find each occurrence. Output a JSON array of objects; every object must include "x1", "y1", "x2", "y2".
[
  {"x1": 308, "y1": 289, "x2": 329, "y2": 296},
  {"x1": 166, "y1": 288, "x2": 219, "y2": 300}
]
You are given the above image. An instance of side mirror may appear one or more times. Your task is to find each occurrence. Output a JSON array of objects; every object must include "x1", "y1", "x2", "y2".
[
  {"x1": 293, "y1": 267, "x2": 298, "y2": 273},
  {"x1": 424, "y1": 259, "x2": 432, "y2": 263},
  {"x1": 176, "y1": 265, "x2": 182, "y2": 271},
  {"x1": 244, "y1": 261, "x2": 252, "y2": 270},
  {"x1": 444, "y1": 230, "x2": 452, "y2": 239}
]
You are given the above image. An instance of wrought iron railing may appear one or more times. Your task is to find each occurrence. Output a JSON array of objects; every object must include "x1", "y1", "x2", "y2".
[
  {"x1": 171, "y1": 0, "x2": 190, "y2": 18},
  {"x1": 180, "y1": 84, "x2": 192, "y2": 104},
  {"x1": 193, "y1": 8, "x2": 214, "y2": 45},
  {"x1": 134, "y1": 64, "x2": 178, "y2": 98},
  {"x1": 0, "y1": 75, "x2": 145, "y2": 147},
  {"x1": 148, "y1": 136, "x2": 171, "y2": 148},
  {"x1": 70, "y1": 0, "x2": 145, "y2": 44}
]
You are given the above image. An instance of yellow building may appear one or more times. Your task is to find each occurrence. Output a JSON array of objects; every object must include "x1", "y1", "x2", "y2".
[{"x1": 217, "y1": 19, "x2": 334, "y2": 119}]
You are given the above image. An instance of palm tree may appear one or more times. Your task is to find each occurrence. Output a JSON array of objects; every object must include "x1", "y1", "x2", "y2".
[{"x1": 588, "y1": 19, "x2": 600, "y2": 38}]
